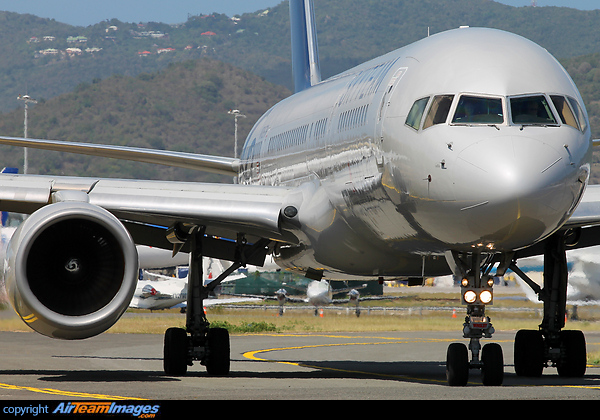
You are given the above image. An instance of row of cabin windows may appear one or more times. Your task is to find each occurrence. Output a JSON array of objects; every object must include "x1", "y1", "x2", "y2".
[
  {"x1": 405, "y1": 93, "x2": 588, "y2": 132},
  {"x1": 338, "y1": 104, "x2": 370, "y2": 132},
  {"x1": 338, "y1": 58, "x2": 399, "y2": 106},
  {"x1": 266, "y1": 118, "x2": 329, "y2": 154}
]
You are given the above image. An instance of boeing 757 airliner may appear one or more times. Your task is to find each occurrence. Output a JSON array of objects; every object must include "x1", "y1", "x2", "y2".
[{"x1": 0, "y1": 0, "x2": 597, "y2": 386}]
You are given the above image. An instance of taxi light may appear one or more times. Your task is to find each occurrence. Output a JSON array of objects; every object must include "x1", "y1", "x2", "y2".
[
  {"x1": 480, "y1": 290, "x2": 493, "y2": 304},
  {"x1": 464, "y1": 290, "x2": 477, "y2": 304}
]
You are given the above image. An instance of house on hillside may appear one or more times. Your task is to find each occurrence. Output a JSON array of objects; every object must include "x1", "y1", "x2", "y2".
[
  {"x1": 66, "y1": 47, "x2": 82, "y2": 56},
  {"x1": 67, "y1": 36, "x2": 87, "y2": 43},
  {"x1": 37, "y1": 48, "x2": 58, "y2": 56}
]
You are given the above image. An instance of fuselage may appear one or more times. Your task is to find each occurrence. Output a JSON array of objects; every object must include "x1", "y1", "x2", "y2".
[
  {"x1": 130, "y1": 279, "x2": 187, "y2": 310},
  {"x1": 238, "y1": 28, "x2": 592, "y2": 280},
  {"x1": 305, "y1": 280, "x2": 333, "y2": 307}
]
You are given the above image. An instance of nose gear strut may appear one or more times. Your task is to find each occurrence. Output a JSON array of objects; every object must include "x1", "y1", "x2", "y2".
[{"x1": 445, "y1": 252, "x2": 504, "y2": 386}]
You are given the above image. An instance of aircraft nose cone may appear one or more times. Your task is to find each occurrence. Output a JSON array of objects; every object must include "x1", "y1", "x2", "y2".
[{"x1": 453, "y1": 135, "x2": 576, "y2": 249}]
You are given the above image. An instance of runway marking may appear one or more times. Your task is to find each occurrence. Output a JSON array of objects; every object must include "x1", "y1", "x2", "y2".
[
  {"x1": 242, "y1": 333, "x2": 600, "y2": 389},
  {"x1": 0, "y1": 382, "x2": 144, "y2": 400},
  {"x1": 243, "y1": 334, "x2": 452, "y2": 384}
]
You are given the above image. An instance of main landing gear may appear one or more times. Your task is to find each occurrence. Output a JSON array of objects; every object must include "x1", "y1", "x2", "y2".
[
  {"x1": 162, "y1": 225, "x2": 270, "y2": 376},
  {"x1": 445, "y1": 231, "x2": 587, "y2": 386},
  {"x1": 510, "y1": 233, "x2": 586, "y2": 380}
]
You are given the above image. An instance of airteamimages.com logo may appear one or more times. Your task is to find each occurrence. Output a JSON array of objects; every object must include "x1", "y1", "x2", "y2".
[
  {"x1": 3, "y1": 402, "x2": 161, "y2": 418},
  {"x1": 53, "y1": 402, "x2": 161, "y2": 417}
]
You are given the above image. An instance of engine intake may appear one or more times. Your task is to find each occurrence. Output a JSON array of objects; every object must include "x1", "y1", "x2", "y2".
[{"x1": 4, "y1": 202, "x2": 138, "y2": 339}]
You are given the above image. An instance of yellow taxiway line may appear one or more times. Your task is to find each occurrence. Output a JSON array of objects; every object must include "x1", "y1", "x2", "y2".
[
  {"x1": 243, "y1": 333, "x2": 600, "y2": 389},
  {"x1": 0, "y1": 382, "x2": 144, "y2": 400}
]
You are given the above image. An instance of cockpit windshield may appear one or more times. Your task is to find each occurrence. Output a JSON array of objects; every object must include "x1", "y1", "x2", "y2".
[
  {"x1": 452, "y1": 96, "x2": 503, "y2": 124},
  {"x1": 406, "y1": 92, "x2": 587, "y2": 132},
  {"x1": 510, "y1": 95, "x2": 558, "y2": 126}
]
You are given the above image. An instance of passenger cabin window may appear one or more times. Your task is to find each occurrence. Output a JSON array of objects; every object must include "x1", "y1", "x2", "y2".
[
  {"x1": 510, "y1": 95, "x2": 558, "y2": 126},
  {"x1": 405, "y1": 97, "x2": 429, "y2": 130},
  {"x1": 452, "y1": 96, "x2": 503, "y2": 124},
  {"x1": 423, "y1": 95, "x2": 454, "y2": 129}
]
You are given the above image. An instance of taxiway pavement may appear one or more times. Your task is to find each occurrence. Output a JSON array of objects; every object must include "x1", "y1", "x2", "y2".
[{"x1": 1, "y1": 330, "x2": 600, "y2": 400}]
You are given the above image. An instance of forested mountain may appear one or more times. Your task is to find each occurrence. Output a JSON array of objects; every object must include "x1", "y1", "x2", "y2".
[
  {"x1": 2, "y1": 0, "x2": 600, "y2": 112},
  {"x1": 0, "y1": 59, "x2": 290, "y2": 183},
  {"x1": 0, "y1": 0, "x2": 599, "y2": 181}
]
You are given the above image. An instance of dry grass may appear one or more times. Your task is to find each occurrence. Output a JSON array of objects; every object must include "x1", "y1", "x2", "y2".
[
  {"x1": 3, "y1": 287, "x2": 600, "y2": 336},
  {"x1": 3, "y1": 299, "x2": 600, "y2": 363}
]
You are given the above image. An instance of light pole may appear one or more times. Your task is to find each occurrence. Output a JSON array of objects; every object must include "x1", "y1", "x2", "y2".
[
  {"x1": 17, "y1": 94, "x2": 37, "y2": 174},
  {"x1": 227, "y1": 109, "x2": 246, "y2": 159}
]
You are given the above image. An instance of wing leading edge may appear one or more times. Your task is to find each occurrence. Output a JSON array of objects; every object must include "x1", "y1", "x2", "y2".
[
  {"x1": 0, "y1": 173, "x2": 302, "y2": 248},
  {"x1": 0, "y1": 136, "x2": 239, "y2": 176}
]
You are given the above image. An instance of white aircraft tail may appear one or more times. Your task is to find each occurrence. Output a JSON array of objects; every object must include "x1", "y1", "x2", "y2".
[{"x1": 289, "y1": 0, "x2": 321, "y2": 92}]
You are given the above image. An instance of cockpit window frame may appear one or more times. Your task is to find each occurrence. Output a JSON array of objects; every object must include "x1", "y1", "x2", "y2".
[
  {"x1": 567, "y1": 96, "x2": 588, "y2": 133},
  {"x1": 405, "y1": 96, "x2": 430, "y2": 131},
  {"x1": 550, "y1": 95, "x2": 580, "y2": 131},
  {"x1": 450, "y1": 94, "x2": 505, "y2": 126},
  {"x1": 508, "y1": 94, "x2": 559, "y2": 127},
  {"x1": 423, "y1": 94, "x2": 455, "y2": 130}
]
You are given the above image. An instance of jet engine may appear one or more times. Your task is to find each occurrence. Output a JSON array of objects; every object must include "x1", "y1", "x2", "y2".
[{"x1": 4, "y1": 202, "x2": 138, "y2": 340}]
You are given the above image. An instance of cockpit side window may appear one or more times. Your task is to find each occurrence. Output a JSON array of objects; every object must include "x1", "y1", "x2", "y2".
[
  {"x1": 423, "y1": 95, "x2": 454, "y2": 129},
  {"x1": 550, "y1": 95, "x2": 579, "y2": 130},
  {"x1": 405, "y1": 97, "x2": 429, "y2": 130},
  {"x1": 567, "y1": 97, "x2": 588, "y2": 133},
  {"x1": 452, "y1": 96, "x2": 503, "y2": 124},
  {"x1": 510, "y1": 95, "x2": 558, "y2": 125}
]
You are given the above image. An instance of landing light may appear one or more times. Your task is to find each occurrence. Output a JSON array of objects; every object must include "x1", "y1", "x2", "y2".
[
  {"x1": 461, "y1": 288, "x2": 493, "y2": 305},
  {"x1": 480, "y1": 290, "x2": 493, "y2": 304},
  {"x1": 464, "y1": 290, "x2": 477, "y2": 304}
]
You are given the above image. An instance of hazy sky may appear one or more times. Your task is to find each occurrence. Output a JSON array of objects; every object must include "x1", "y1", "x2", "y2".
[{"x1": 0, "y1": 0, "x2": 596, "y2": 27}]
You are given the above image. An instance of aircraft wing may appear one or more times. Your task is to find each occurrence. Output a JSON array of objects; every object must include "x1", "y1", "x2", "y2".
[
  {"x1": 203, "y1": 297, "x2": 263, "y2": 306},
  {"x1": 224, "y1": 293, "x2": 306, "y2": 303},
  {"x1": 331, "y1": 295, "x2": 403, "y2": 304},
  {"x1": 0, "y1": 172, "x2": 300, "y2": 262},
  {"x1": 562, "y1": 184, "x2": 600, "y2": 229},
  {"x1": 0, "y1": 136, "x2": 239, "y2": 176},
  {"x1": 513, "y1": 184, "x2": 600, "y2": 259}
]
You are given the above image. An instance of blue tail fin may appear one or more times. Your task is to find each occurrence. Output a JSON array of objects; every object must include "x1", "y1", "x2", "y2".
[
  {"x1": 289, "y1": 0, "x2": 321, "y2": 93},
  {"x1": 1, "y1": 167, "x2": 17, "y2": 226}
]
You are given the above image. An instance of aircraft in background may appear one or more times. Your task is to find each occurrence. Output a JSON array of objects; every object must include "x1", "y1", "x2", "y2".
[
  {"x1": 131, "y1": 258, "x2": 255, "y2": 311},
  {"x1": 238, "y1": 279, "x2": 371, "y2": 316},
  {"x1": 131, "y1": 274, "x2": 187, "y2": 311},
  {"x1": 0, "y1": 0, "x2": 599, "y2": 386},
  {"x1": 510, "y1": 246, "x2": 600, "y2": 304},
  {"x1": 0, "y1": 167, "x2": 17, "y2": 229}
]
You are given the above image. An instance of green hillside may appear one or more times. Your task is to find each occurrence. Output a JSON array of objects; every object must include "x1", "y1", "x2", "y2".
[
  {"x1": 0, "y1": 59, "x2": 290, "y2": 182},
  {"x1": 1, "y1": 0, "x2": 600, "y2": 112},
  {"x1": 0, "y1": 0, "x2": 599, "y2": 182}
]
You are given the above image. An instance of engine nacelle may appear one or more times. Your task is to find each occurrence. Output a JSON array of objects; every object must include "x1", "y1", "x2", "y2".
[{"x1": 4, "y1": 202, "x2": 138, "y2": 339}]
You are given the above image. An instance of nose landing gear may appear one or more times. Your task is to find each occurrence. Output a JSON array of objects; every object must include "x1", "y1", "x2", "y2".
[{"x1": 444, "y1": 252, "x2": 503, "y2": 386}]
